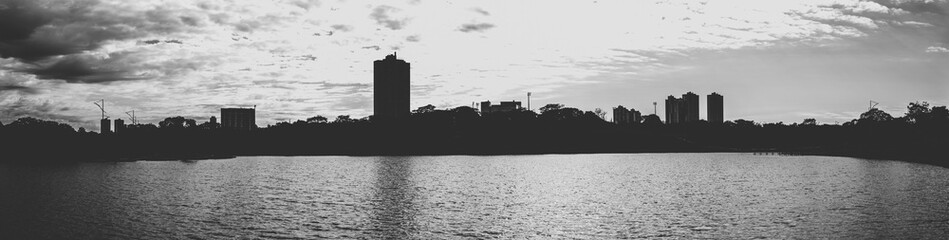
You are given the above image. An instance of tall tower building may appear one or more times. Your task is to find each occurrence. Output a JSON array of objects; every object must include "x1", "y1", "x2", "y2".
[
  {"x1": 374, "y1": 53, "x2": 410, "y2": 122},
  {"x1": 682, "y1": 92, "x2": 699, "y2": 123},
  {"x1": 665, "y1": 96, "x2": 678, "y2": 124},
  {"x1": 708, "y1": 92, "x2": 724, "y2": 124}
]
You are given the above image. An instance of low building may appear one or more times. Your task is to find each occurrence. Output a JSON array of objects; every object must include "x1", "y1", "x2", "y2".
[
  {"x1": 114, "y1": 119, "x2": 125, "y2": 133},
  {"x1": 480, "y1": 101, "x2": 522, "y2": 114},
  {"x1": 100, "y1": 118, "x2": 111, "y2": 133}
]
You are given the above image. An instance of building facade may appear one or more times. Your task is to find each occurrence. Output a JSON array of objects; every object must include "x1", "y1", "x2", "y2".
[
  {"x1": 708, "y1": 92, "x2": 724, "y2": 124},
  {"x1": 221, "y1": 108, "x2": 256, "y2": 130},
  {"x1": 373, "y1": 53, "x2": 411, "y2": 122}
]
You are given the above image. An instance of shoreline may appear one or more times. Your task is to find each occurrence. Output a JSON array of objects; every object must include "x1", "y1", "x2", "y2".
[{"x1": 115, "y1": 150, "x2": 946, "y2": 169}]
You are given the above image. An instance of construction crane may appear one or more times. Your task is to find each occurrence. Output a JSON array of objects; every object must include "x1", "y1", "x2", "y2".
[
  {"x1": 93, "y1": 99, "x2": 107, "y2": 119},
  {"x1": 125, "y1": 110, "x2": 137, "y2": 125}
]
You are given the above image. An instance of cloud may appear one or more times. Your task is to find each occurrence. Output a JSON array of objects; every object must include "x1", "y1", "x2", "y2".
[
  {"x1": 370, "y1": 5, "x2": 409, "y2": 30},
  {"x1": 458, "y1": 23, "x2": 495, "y2": 33},
  {"x1": 18, "y1": 54, "x2": 151, "y2": 84},
  {"x1": 143, "y1": 39, "x2": 183, "y2": 45},
  {"x1": 0, "y1": 98, "x2": 85, "y2": 126},
  {"x1": 926, "y1": 46, "x2": 949, "y2": 52},
  {"x1": 331, "y1": 24, "x2": 353, "y2": 32},
  {"x1": 0, "y1": 85, "x2": 38, "y2": 94},
  {"x1": 472, "y1": 8, "x2": 490, "y2": 16}
]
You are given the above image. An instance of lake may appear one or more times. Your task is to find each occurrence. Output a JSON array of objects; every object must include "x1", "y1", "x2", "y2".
[{"x1": 2, "y1": 153, "x2": 948, "y2": 239}]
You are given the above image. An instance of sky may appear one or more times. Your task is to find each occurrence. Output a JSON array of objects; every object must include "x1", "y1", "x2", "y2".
[{"x1": 1, "y1": 0, "x2": 947, "y2": 130}]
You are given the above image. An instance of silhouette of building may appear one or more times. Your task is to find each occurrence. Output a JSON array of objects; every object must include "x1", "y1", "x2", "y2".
[
  {"x1": 100, "y1": 118, "x2": 111, "y2": 133},
  {"x1": 374, "y1": 53, "x2": 410, "y2": 122},
  {"x1": 665, "y1": 92, "x2": 700, "y2": 124},
  {"x1": 480, "y1": 101, "x2": 522, "y2": 114},
  {"x1": 210, "y1": 116, "x2": 217, "y2": 124},
  {"x1": 683, "y1": 92, "x2": 699, "y2": 123},
  {"x1": 114, "y1": 118, "x2": 125, "y2": 133},
  {"x1": 631, "y1": 108, "x2": 643, "y2": 123},
  {"x1": 613, "y1": 106, "x2": 630, "y2": 124},
  {"x1": 221, "y1": 108, "x2": 255, "y2": 130},
  {"x1": 614, "y1": 106, "x2": 644, "y2": 124},
  {"x1": 708, "y1": 92, "x2": 723, "y2": 124},
  {"x1": 665, "y1": 96, "x2": 681, "y2": 124}
]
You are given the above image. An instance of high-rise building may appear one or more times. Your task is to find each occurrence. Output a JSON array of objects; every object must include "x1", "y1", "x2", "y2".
[
  {"x1": 665, "y1": 96, "x2": 681, "y2": 124},
  {"x1": 114, "y1": 118, "x2": 125, "y2": 133},
  {"x1": 221, "y1": 108, "x2": 255, "y2": 130},
  {"x1": 665, "y1": 92, "x2": 700, "y2": 124},
  {"x1": 708, "y1": 92, "x2": 724, "y2": 124},
  {"x1": 682, "y1": 92, "x2": 699, "y2": 123},
  {"x1": 374, "y1": 53, "x2": 410, "y2": 122},
  {"x1": 100, "y1": 118, "x2": 111, "y2": 133},
  {"x1": 613, "y1": 105, "x2": 630, "y2": 124}
]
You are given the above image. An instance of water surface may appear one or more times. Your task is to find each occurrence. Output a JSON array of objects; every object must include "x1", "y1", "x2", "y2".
[{"x1": 2, "y1": 153, "x2": 948, "y2": 239}]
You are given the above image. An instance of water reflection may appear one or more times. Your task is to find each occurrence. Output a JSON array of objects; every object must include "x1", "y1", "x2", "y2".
[{"x1": 368, "y1": 156, "x2": 420, "y2": 239}]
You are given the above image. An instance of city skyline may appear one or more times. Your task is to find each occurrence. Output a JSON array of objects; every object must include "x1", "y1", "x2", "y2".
[{"x1": 1, "y1": 0, "x2": 947, "y2": 130}]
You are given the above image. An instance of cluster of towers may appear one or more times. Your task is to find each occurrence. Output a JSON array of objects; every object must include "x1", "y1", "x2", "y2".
[{"x1": 664, "y1": 92, "x2": 723, "y2": 124}]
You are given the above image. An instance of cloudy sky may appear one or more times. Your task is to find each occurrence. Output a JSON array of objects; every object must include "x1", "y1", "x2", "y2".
[{"x1": 1, "y1": 0, "x2": 947, "y2": 130}]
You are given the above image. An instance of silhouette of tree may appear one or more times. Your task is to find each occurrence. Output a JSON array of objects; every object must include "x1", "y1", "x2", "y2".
[
  {"x1": 159, "y1": 116, "x2": 197, "y2": 128},
  {"x1": 78, "y1": 127, "x2": 86, "y2": 133},
  {"x1": 801, "y1": 118, "x2": 817, "y2": 126},
  {"x1": 334, "y1": 115, "x2": 353, "y2": 123},
  {"x1": 413, "y1": 104, "x2": 436, "y2": 114},
  {"x1": 906, "y1": 101, "x2": 931, "y2": 123},
  {"x1": 642, "y1": 114, "x2": 662, "y2": 126},
  {"x1": 930, "y1": 106, "x2": 949, "y2": 123},
  {"x1": 593, "y1": 108, "x2": 606, "y2": 120},
  {"x1": 539, "y1": 104, "x2": 564, "y2": 114},
  {"x1": 540, "y1": 107, "x2": 583, "y2": 121},
  {"x1": 859, "y1": 108, "x2": 893, "y2": 122},
  {"x1": 734, "y1": 119, "x2": 758, "y2": 128},
  {"x1": 307, "y1": 115, "x2": 328, "y2": 124}
]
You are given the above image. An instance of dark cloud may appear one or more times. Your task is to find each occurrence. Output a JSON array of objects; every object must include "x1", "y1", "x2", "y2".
[
  {"x1": 0, "y1": 0, "x2": 207, "y2": 84},
  {"x1": 0, "y1": 98, "x2": 85, "y2": 126},
  {"x1": 362, "y1": 45, "x2": 382, "y2": 50},
  {"x1": 371, "y1": 5, "x2": 409, "y2": 30},
  {"x1": 873, "y1": 0, "x2": 949, "y2": 16},
  {"x1": 18, "y1": 54, "x2": 150, "y2": 84},
  {"x1": 0, "y1": 85, "x2": 38, "y2": 94},
  {"x1": 406, "y1": 35, "x2": 420, "y2": 42},
  {"x1": 458, "y1": 23, "x2": 495, "y2": 32},
  {"x1": 143, "y1": 39, "x2": 183, "y2": 45}
]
